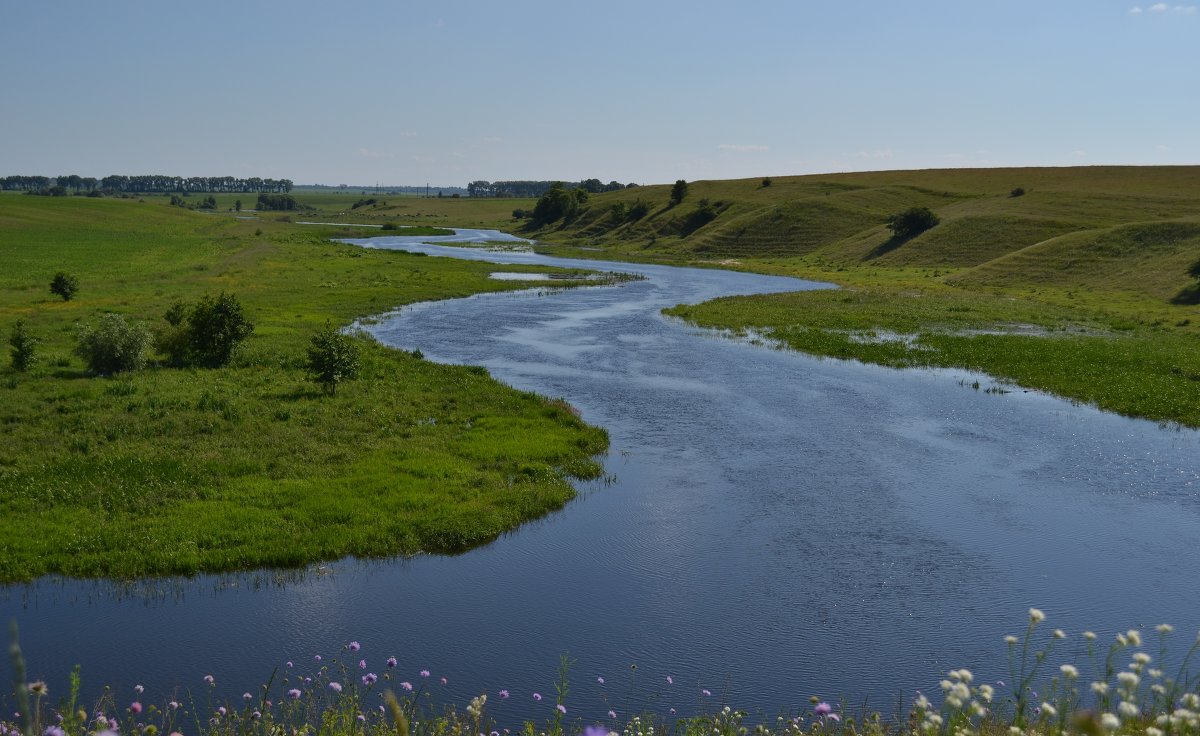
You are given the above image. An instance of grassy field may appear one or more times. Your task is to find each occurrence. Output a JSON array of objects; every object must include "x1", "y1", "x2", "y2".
[
  {"x1": 518, "y1": 166, "x2": 1200, "y2": 427},
  {"x1": 0, "y1": 194, "x2": 607, "y2": 581}
]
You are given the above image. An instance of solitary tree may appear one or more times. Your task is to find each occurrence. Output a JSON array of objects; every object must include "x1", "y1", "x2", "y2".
[
  {"x1": 761, "y1": 177, "x2": 773, "y2": 188},
  {"x1": 886, "y1": 207, "x2": 940, "y2": 240},
  {"x1": 74, "y1": 313, "x2": 152, "y2": 375},
  {"x1": 8, "y1": 320, "x2": 38, "y2": 372},
  {"x1": 50, "y1": 271, "x2": 79, "y2": 301},
  {"x1": 670, "y1": 179, "x2": 688, "y2": 206},
  {"x1": 305, "y1": 323, "x2": 361, "y2": 395},
  {"x1": 185, "y1": 292, "x2": 255, "y2": 368}
]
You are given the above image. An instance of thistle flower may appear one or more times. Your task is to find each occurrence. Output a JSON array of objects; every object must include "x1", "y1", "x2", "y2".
[
  {"x1": 203, "y1": 675, "x2": 215, "y2": 685},
  {"x1": 420, "y1": 670, "x2": 430, "y2": 678},
  {"x1": 499, "y1": 690, "x2": 509, "y2": 698},
  {"x1": 1029, "y1": 608, "x2": 1046, "y2": 624},
  {"x1": 387, "y1": 657, "x2": 397, "y2": 668},
  {"x1": 814, "y1": 703, "x2": 832, "y2": 717},
  {"x1": 328, "y1": 682, "x2": 343, "y2": 693},
  {"x1": 362, "y1": 673, "x2": 378, "y2": 686},
  {"x1": 597, "y1": 677, "x2": 604, "y2": 685},
  {"x1": 557, "y1": 704, "x2": 567, "y2": 714},
  {"x1": 243, "y1": 693, "x2": 252, "y2": 701},
  {"x1": 27, "y1": 682, "x2": 48, "y2": 697},
  {"x1": 1060, "y1": 664, "x2": 1079, "y2": 679},
  {"x1": 288, "y1": 689, "x2": 301, "y2": 699},
  {"x1": 533, "y1": 693, "x2": 542, "y2": 701},
  {"x1": 1157, "y1": 624, "x2": 1174, "y2": 634},
  {"x1": 349, "y1": 641, "x2": 361, "y2": 652},
  {"x1": 401, "y1": 682, "x2": 413, "y2": 692},
  {"x1": 129, "y1": 703, "x2": 142, "y2": 715},
  {"x1": 608, "y1": 711, "x2": 617, "y2": 719},
  {"x1": 133, "y1": 685, "x2": 144, "y2": 694}
]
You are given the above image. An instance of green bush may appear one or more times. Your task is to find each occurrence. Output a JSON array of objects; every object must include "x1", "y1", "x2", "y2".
[
  {"x1": 74, "y1": 313, "x2": 152, "y2": 375},
  {"x1": 186, "y1": 292, "x2": 255, "y2": 368},
  {"x1": 49, "y1": 271, "x2": 79, "y2": 301},
  {"x1": 7, "y1": 320, "x2": 38, "y2": 372},
  {"x1": 670, "y1": 179, "x2": 688, "y2": 206},
  {"x1": 305, "y1": 323, "x2": 361, "y2": 395},
  {"x1": 885, "y1": 207, "x2": 940, "y2": 240}
]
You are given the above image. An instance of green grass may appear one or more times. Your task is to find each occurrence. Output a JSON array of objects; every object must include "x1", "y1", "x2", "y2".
[
  {"x1": 516, "y1": 166, "x2": 1200, "y2": 427},
  {"x1": 0, "y1": 194, "x2": 608, "y2": 581}
]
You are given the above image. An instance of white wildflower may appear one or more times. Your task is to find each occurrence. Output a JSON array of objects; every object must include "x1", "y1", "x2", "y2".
[
  {"x1": 1119, "y1": 701, "x2": 1140, "y2": 718},
  {"x1": 978, "y1": 684, "x2": 994, "y2": 703},
  {"x1": 1133, "y1": 652, "x2": 1151, "y2": 665},
  {"x1": 1117, "y1": 671, "x2": 1140, "y2": 689},
  {"x1": 1101, "y1": 713, "x2": 1120, "y2": 731},
  {"x1": 1156, "y1": 624, "x2": 1173, "y2": 634},
  {"x1": 1147, "y1": 728, "x2": 1164, "y2": 736},
  {"x1": 1116, "y1": 633, "x2": 1129, "y2": 646},
  {"x1": 940, "y1": 679, "x2": 954, "y2": 692},
  {"x1": 1005, "y1": 635, "x2": 1019, "y2": 645},
  {"x1": 1084, "y1": 631, "x2": 1097, "y2": 641},
  {"x1": 1127, "y1": 629, "x2": 1142, "y2": 647},
  {"x1": 914, "y1": 695, "x2": 930, "y2": 711},
  {"x1": 1029, "y1": 608, "x2": 1046, "y2": 623},
  {"x1": 1054, "y1": 629, "x2": 1066, "y2": 639},
  {"x1": 1182, "y1": 693, "x2": 1200, "y2": 709},
  {"x1": 1041, "y1": 703, "x2": 1057, "y2": 717},
  {"x1": 1148, "y1": 668, "x2": 1163, "y2": 679},
  {"x1": 1091, "y1": 681, "x2": 1109, "y2": 694},
  {"x1": 1060, "y1": 664, "x2": 1079, "y2": 679}
]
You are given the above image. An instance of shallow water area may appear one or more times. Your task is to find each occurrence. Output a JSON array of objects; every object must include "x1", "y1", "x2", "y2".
[{"x1": 4, "y1": 229, "x2": 1199, "y2": 725}]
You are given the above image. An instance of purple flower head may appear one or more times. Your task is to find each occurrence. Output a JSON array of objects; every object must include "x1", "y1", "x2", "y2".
[
  {"x1": 420, "y1": 670, "x2": 430, "y2": 678},
  {"x1": 359, "y1": 659, "x2": 367, "y2": 670},
  {"x1": 349, "y1": 641, "x2": 361, "y2": 652},
  {"x1": 670, "y1": 708, "x2": 676, "y2": 715},
  {"x1": 107, "y1": 718, "x2": 119, "y2": 731},
  {"x1": 304, "y1": 677, "x2": 312, "y2": 684},
  {"x1": 133, "y1": 685, "x2": 144, "y2": 694},
  {"x1": 597, "y1": 677, "x2": 605, "y2": 685},
  {"x1": 356, "y1": 715, "x2": 366, "y2": 723},
  {"x1": 44, "y1": 727, "x2": 65, "y2": 736},
  {"x1": 329, "y1": 682, "x2": 343, "y2": 693},
  {"x1": 666, "y1": 676, "x2": 673, "y2": 685},
  {"x1": 440, "y1": 677, "x2": 448, "y2": 686},
  {"x1": 243, "y1": 693, "x2": 253, "y2": 701},
  {"x1": 314, "y1": 655, "x2": 322, "y2": 662},
  {"x1": 204, "y1": 675, "x2": 215, "y2": 685},
  {"x1": 251, "y1": 711, "x2": 262, "y2": 720},
  {"x1": 557, "y1": 705, "x2": 567, "y2": 715},
  {"x1": 168, "y1": 702, "x2": 180, "y2": 711},
  {"x1": 286, "y1": 661, "x2": 293, "y2": 668},
  {"x1": 288, "y1": 689, "x2": 302, "y2": 700},
  {"x1": 217, "y1": 707, "x2": 227, "y2": 717},
  {"x1": 499, "y1": 690, "x2": 509, "y2": 699},
  {"x1": 814, "y1": 703, "x2": 833, "y2": 717},
  {"x1": 387, "y1": 657, "x2": 397, "y2": 669},
  {"x1": 608, "y1": 711, "x2": 617, "y2": 720},
  {"x1": 362, "y1": 673, "x2": 378, "y2": 686},
  {"x1": 129, "y1": 703, "x2": 142, "y2": 715},
  {"x1": 400, "y1": 682, "x2": 413, "y2": 692},
  {"x1": 827, "y1": 714, "x2": 841, "y2": 722},
  {"x1": 533, "y1": 693, "x2": 542, "y2": 701},
  {"x1": 585, "y1": 725, "x2": 608, "y2": 736},
  {"x1": 702, "y1": 689, "x2": 712, "y2": 697}
]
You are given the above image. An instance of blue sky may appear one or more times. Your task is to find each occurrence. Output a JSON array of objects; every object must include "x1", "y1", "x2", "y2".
[{"x1": 1, "y1": 1, "x2": 1196, "y2": 186}]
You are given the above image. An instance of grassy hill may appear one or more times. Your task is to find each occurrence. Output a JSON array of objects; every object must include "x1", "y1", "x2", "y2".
[{"x1": 519, "y1": 166, "x2": 1200, "y2": 426}]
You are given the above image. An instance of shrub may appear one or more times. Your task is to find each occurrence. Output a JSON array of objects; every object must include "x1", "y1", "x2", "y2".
[
  {"x1": 74, "y1": 314, "x2": 152, "y2": 375},
  {"x1": 1188, "y1": 257, "x2": 1200, "y2": 281},
  {"x1": 49, "y1": 271, "x2": 79, "y2": 301},
  {"x1": 531, "y1": 184, "x2": 579, "y2": 225},
  {"x1": 680, "y1": 198, "x2": 720, "y2": 235},
  {"x1": 380, "y1": 222, "x2": 399, "y2": 231},
  {"x1": 184, "y1": 292, "x2": 255, "y2": 368},
  {"x1": 7, "y1": 320, "x2": 38, "y2": 372},
  {"x1": 885, "y1": 207, "x2": 940, "y2": 240},
  {"x1": 306, "y1": 323, "x2": 361, "y2": 395},
  {"x1": 257, "y1": 193, "x2": 297, "y2": 211},
  {"x1": 670, "y1": 179, "x2": 688, "y2": 206},
  {"x1": 761, "y1": 177, "x2": 773, "y2": 188},
  {"x1": 626, "y1": 199, "x2": 651, "y2": 221},
  {"x1": 1010, "y1": 186, "x2": 1026, "y2": 198}
]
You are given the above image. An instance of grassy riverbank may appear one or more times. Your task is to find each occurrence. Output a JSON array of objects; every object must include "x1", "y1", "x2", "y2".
[
  {"x1": 0, "y1": 194, "x2": 607, "y2": 581},
  {"x1": 520, "y1": 166, "x2": 1200, "y2": 427}
]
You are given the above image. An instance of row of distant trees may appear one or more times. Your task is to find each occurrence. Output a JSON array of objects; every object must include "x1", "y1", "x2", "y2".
[
  {"x1": 1, "y1": 174, "x2": 294, "y2": 194},
  {"x1": 467, "y1": 179, "x2": 636, "y2": 198}
]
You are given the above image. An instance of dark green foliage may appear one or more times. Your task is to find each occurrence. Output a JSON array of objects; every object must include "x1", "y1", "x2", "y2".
[
  {"x1": 1188, "y1": 257, "x2": 1200, "y2": 281},
  {"x1": 49, "y1": 271, "x2": 79, "y2": 301},
  {"x1": 184, "y1": 292, "x2": 255, "y2": 368},
  {"x1": 8, "y1": 320, "x2": 38, "y2": 372},
  {"x1": 351, "y1": 198, "x2": 377, "y2": 209},
  {"x1": 886, "y1": 207, "x2": 940, "y2": 240},
  {"x1": 761, "y1": 177, "x2": 773, "y2": 188},
  {"x1": 627, "y1": 199, "x2": 651, "y2": 221},
  {"x1": 1010, "y1": 186, "x2": 1026, "y2": 197},
  {"x1": 234, "y1": 199, "x2": 242, "y2": 212},
  {"x1": 257, "y1": 193, "x2": 298, "y2": 211},
  {"x1": 681, "y1": 198, "x2": 720, "y2": 235},
  {"x1": 670, "y1": 179, "x2": 689, "y2": 206},
  {"x1": 531, "y1": 183, "x2": 580, "y2": 225},
  {"x1": 306, "y1": 323, "x2": 361, "y2": 395},
  {"x1": 512, "y1": 208, "x2": 529, "y2": 219},
  {"x1": 380, "y1": 222, "x2": 399, "y2": 231},
  {"x1": 197, "y1": 195, "x2": 217, "y2": 210},
  {"x1": 74, "y1": 313, "x2": 152, "y2": 374}
]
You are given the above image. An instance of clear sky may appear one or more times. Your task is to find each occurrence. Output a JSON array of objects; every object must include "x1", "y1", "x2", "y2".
[{"x1": 1, "y1": 1, "x2": 1196, "y2": 187}]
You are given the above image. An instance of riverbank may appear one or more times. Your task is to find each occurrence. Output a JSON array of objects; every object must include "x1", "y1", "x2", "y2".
[
  {"x1": 0, "y1": 195, "x2": 608, "y2": 581},
  {"x1": 517, "y1": 167, "x2": 1200, "y2": 427}
]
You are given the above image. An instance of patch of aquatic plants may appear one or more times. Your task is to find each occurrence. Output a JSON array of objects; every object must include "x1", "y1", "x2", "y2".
[{"x1": 6, "y1": 611, "x2": 1200, "y2": 736}]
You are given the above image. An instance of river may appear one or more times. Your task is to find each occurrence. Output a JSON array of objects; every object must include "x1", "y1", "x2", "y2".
[{"x1": 3, "y1": 229, "x2": 1198, "y2": 725}]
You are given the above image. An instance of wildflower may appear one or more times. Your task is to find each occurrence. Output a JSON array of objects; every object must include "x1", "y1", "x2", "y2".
[
  {"x1": 440, "y1": 676, "x2": 448, "y2": 685},
  {"x1": 329, "y1": 682, "x2": 343, "y2": 693},
  {"x1": 1004, "y1": 635, "x2": 1018, "y2": 645},
  {"x1": 356, "y1": 715, "x2": 365, "y2": 723},
  {"x1": 533, "y1": 693, "x2": 542, "y2": 701},
  {"x1": 1157, "y1": 624, "x2": 1174, "y2": 634},
  {"x1": 168, "y1": 702, "x2": 179, "y2": 711},
  {"x1": 669, "y1": 708, "x2": 676, "y2": 715},
  {"x1": 400, "y1": 682, "x2": 413, "y2": 692},
  {"x1": 499, "y1": 690, "x2": 509, "y2": 699},
  {"x1": 44, "y1": 727, "x2": 65, "y2": 736},
  {"x1": 1091, "y1": 682, "x2": 1109, "y2": 695},
  {"x1": 1029, "y1": 608, "x2": 1046, "y2": 624},
  {"x1": 597, "y1": 677, "x2": 605, "y2": 685},
  {"x1": 1119, "y1": 701, "x2": 1140, "y2": 718},
  {"x1": 288, "y1": 689, "x2": 301, "y2": 699},
  {"x1": 314, "y1": 655, "x2": 322, "y2": 662},
  {"x1": 978, "y1": 684, "x2": 995, "y2": 703},
  {"x1": 204, "y1": 675, "x2": 215, "y2": 685},
  {"x1": 1054, "y1": 629, "x2": 1066, "y2": 639},
  {"x1": 1127, "y1": 630, "x2": 1142, "y2": 647},
  {"x1": 666, "y1": 676, "x2": 673, "y2": 685},
  {"x1": 557, "y1": 705, "x2": 567, "y2": 715},
  {"x1": 362, "y1": 673, "x2": 378, "y2": 686},
  {"x1": 1084, "y1": 631, "x2": 1096, "y2": 640},
  {"x1": 1101, "y1": 714, "x2": 1120, "y2": 731},
  {"x1": 914, "y1": 695, "x2": 930, "y2": 711},
  {"x1": 702, "y1": 689, "x2": 712, "y2": 697},
  {"x1": 243, "y1": 693, "x2": 252, "y2": 701},
  {"x1": 814, "y1": 703, "x2": 832, "y2": 717},
  {"x1": 1061, "y1": 664, "x2": 1079, "y2": 679},
  {"x1": 349, "y1": 641, "x2": 361, "y2": 652},
  {"x1": 1041, "y1": 703, "x2": 1057, "y2": 717},
  {"x1": 420, "y1": 670, "x2": 430, "y2": 678},
  {"x1": 27, "y1": 682, "x2": 48, "y2": 697},
  {"x1": 133, "y1": 684, "x2": 144, "y2": 694},
  {"x1": 1148, "y1": 668, "x2": 1163, "y2": 678},
  {"x1": 359, "y1": 659, "x2": 367, "y2": 670},
  {"x1": 129, "y1": 703, "x2": 142, "y2": 715},
  {"x1": 251, "y1": 711, "x2": 262, "y2": 720},
  {"x1": 609, "y1": 711, "x2": 617, "y2": 719},
  {"x1": 217, "y1": 707, "x2": 227, "y2": 717},
  {"x1": 387, "y1": 657, "x2": 397, "y2": 668},
  {"x1": 1147, "y1": 728, "x2": 1164, "y2": 736},
  {"x1": 286, "y1": 661, "x2": 293, "y2": 668},
  {"x1": 1133, "y1": 652, "x2": 1152, "y2": 665},
  {"x1": 1117, "y1": 672, "x2": 1140, "y2": 689}
]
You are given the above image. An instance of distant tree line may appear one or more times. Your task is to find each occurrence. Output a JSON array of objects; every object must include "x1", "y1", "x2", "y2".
[
  {"x1": 467, "y1": 179, "x2": 636, "y2": 198},
  {"x1": 1, "y1": 174, "x2": 293, "y2": 194}
]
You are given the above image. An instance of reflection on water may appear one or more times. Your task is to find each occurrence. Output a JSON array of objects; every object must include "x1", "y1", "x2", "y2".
[{"x1": 3, "y1": 230, "x2": 1198, "y2": 725}]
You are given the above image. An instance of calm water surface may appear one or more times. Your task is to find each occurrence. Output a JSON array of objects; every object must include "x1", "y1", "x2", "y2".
[{"x1": 4, "y1": 230, "x2": 1199, "y2": 722}]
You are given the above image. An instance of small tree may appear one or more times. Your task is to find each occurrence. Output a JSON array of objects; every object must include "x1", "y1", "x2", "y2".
[
  {"x1": 306, "y1": 323, "x2": 361, "y2": 395},
  {"x1": 886, "y1": 207, "x2": 940, "y2": 240},
  {"x1": 669, "y1": 179, "x2": 688, "y2": 206},
  {"x1": 761, "y1": 177, "x2": 773, "y2": 188},
  {"x1": 8, "y1": 320, "x2": 38, "y2": 372},
  {"x1": 1009, "y1": 186, "x2": 1026, "y2": 198},
  {"x1": 186, "y1": 292, "x2": 254, "y2": 368},
  {"x1": 234, "y1": 199, "x2": 242, "y2": 212},
  {"x1": 50, "y1": 271, "x2": 79, "y2": 301},
  {"x1": 74, "y1": 313, "x2": 152, "y2": 375}
]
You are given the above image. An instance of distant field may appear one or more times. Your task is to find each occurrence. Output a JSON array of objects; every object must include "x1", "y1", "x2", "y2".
[
  {"x1": 516, "y1": 166, "x2": 1200, "y2": 426},
  {"x1": 0, "y1": 194, "x2": 606, "y2": 581}
]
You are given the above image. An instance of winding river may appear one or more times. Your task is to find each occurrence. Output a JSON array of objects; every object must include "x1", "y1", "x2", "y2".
[{"x1": 3, "y1": 230, "x2": 1199, "y2": 724}]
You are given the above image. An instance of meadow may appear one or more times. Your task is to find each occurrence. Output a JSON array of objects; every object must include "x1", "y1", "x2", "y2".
[
  {"x1": 520, "y1": 166, "x2": 1200, "y2": 427},
  {"x1": 0, "y1": 194, "x2": 605, "y2": 581}
]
